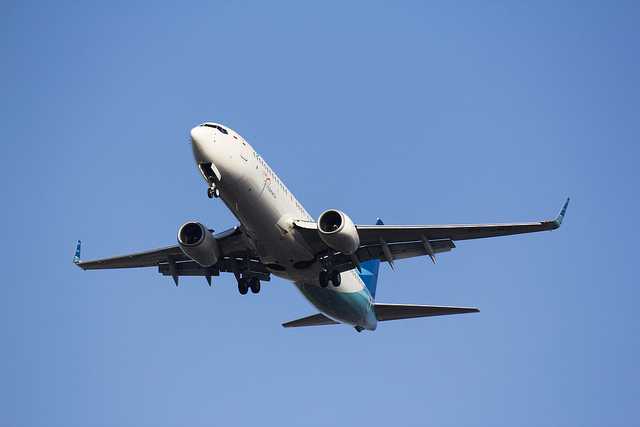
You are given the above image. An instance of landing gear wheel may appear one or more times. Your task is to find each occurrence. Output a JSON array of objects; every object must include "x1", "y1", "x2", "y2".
[
  {"x1": 319, "y1": 270, "x2": 329, "y2": 288},
  {"x1": 330, "y1": 270, "x2": 341, "y2": 287},
  {"x1": 207, "y1": 187, "x2": 220, "y2": 199},
  {"x1": 238, "y1": 278, "x2": 249, "y2": 295},
  {"x1": 249, "y1": 278, "x2": 261, "y2": 294}
]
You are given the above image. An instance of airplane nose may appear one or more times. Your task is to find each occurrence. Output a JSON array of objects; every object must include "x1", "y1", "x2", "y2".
[
  {"x1": 190, "y1": 126, "x2": 212, "y2": 163},
  {"x1": 190, "y1": 126, "x2": 208, "y2": 146}
]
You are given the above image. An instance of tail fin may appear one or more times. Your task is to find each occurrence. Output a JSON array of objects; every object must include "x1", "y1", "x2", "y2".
[{"x1": 358, "y1": 218, "x2": 384, "y2": 298}]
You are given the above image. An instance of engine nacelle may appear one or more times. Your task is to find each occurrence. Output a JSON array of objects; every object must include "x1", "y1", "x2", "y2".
[
  {"x1": 317, "y1": 209, "x2": 360, "y2": 255},
  {"x1": 177, "y1": 221, "x2": 220, "y2": 267}
]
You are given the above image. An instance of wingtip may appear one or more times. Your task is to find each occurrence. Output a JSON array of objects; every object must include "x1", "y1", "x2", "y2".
[
  {"x1": 554, "y1": 197, "x2": 570, "y2": 227},
  {"x1": 73, "y1": 240, "x2": 82, "y2": 265}
]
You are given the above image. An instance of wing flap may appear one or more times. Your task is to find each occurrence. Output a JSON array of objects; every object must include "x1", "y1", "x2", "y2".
[
  {"x1": 357, "y1": 239, "x2": 455, "y2": 262},
  {"x1": 157, "y1": 259, "x2": 271, "y2": 281},
  {"x1": 328, "y1": 239, "x2": 455, "y2": 273},
  {"x1": 374, "y1": 303, "x2": 479, "y2": 321}
]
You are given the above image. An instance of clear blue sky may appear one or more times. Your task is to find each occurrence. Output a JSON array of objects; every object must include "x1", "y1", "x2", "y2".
[{"x1": 2, "y1": 1, "x2": 639, "y2": 426}]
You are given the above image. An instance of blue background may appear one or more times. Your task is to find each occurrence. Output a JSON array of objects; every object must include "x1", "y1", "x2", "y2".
[{"x1": 2, "y1": 1, "x2": 638, "y2": 426}]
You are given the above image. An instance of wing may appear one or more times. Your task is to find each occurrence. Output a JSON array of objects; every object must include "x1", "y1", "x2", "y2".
[
  {"x1": 74, "y1": 226, "x2": 269, "y2": 284},
  {"x1": 357, "y1": 197, "x2": 569, "y2": 244},
  {"x1": 75, "y1": 244, "x2": 188, "y2": 270},
  {"x1": 294, "y1": 198, "x2": 569, "y2": 268}
]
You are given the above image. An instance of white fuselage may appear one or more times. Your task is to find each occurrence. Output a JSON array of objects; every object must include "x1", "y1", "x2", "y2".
[{"x1": 189, "y1": 123, "x2": 377, "y2": 330}]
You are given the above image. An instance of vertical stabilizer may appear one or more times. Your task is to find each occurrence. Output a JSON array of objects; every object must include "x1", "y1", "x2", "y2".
[{"x1": 358, "y1": 218, "x2": 383, "y2": 298}]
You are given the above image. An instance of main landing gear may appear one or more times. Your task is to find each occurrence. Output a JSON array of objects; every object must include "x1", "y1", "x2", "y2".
[
  {"x1": 319, "y1": 269, "x2": 341, "y2": 288},
  {"x1": 238, "y1": 277, "x2": 260, "y2": 295}
]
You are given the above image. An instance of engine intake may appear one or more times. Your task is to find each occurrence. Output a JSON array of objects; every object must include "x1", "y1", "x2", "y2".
[
  {"x1": 177, "y1": 221, "x2": 220, "y2": 267},
  {"x1": 317, "y1": 209, "x2": 360, "y2": 255}
]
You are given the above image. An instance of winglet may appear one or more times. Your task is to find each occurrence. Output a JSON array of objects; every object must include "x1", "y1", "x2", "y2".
[
  {"x1": 73, "y1": 240, "x2": 82, "y2": 264},
  {"x1": 553, "y1": 198, "x2": 570, "y2": 228}
]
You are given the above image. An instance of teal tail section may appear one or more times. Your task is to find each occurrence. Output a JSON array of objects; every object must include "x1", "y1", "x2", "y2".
[{"x1": 358, "y1": 218, "x2": 383, "y2": 298}]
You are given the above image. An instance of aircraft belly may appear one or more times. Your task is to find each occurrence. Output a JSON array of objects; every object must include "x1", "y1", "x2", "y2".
[{"x1": 232, "y1": 170, "x2": 312, "y2": 265}]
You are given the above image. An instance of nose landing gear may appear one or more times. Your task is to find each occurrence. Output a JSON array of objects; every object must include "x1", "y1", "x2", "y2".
[{"x1": 207, "y1": 185, "x2": 220, "y2": 199}]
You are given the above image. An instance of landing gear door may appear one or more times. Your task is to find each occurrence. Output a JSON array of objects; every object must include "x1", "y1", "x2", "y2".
[{"x1": 199, "y1": 162, "x2": 221, "y2": 184}]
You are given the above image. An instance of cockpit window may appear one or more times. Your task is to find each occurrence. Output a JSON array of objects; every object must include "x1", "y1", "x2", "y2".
[{"x1": 201, "y1": 124, "x2": 228, "y2": 135}]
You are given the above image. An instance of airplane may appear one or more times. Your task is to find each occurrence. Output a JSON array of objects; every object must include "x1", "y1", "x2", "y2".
[{"x1": 74, "y1": 122, "x2": 569, "y2": 332}]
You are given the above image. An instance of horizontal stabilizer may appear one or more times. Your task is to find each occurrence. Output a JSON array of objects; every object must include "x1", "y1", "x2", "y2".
[
  {"x1": 374, "y1": 303, "x2": 479, "y2": 321},
  {"x1": 282, "y1": 313, "x2": 339, "y2": 328}
]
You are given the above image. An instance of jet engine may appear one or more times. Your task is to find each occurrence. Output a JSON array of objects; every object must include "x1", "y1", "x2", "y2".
[
  {"x1": 177, "y1": 221, "x2": 220, "y2": 267},
  {"x1": 317, "y1": 209, "x2": 360, "y2": 254}
]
